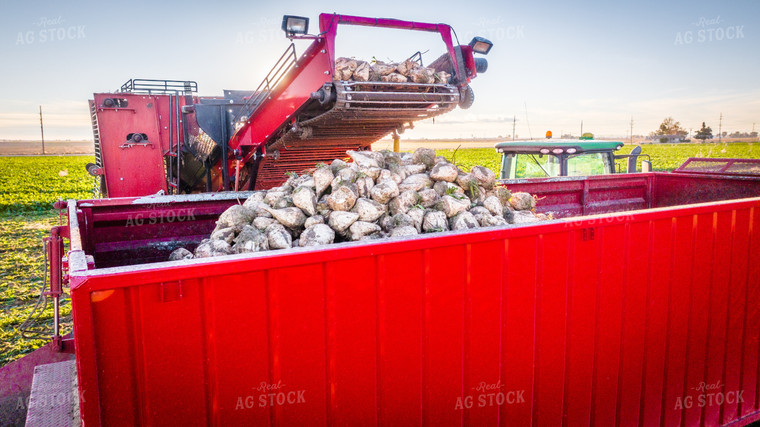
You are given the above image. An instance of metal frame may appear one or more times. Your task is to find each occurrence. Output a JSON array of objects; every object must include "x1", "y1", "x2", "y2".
[
  {"x1": 229, "y1": 12, "x2": 474, "y2": 153},
  {"x1": 318, "y1": 13, "x2": 467, "y2": 87},
  {"x1": 120, "y1": 79, "x2": 198, "y2": 95}
]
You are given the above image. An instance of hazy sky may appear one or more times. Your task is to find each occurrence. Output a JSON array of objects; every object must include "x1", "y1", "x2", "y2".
[{"x1": 0, "y1": 0, "x2": 758, "y2": 141}]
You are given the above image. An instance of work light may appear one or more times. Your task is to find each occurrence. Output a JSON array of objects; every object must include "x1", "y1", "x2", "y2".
[
  {"x1": 469, "y1": 36, "x2": 493, "y2": 55},
  {"x1": 282, "y1": 15, "x2": 309, "y2": 37}
]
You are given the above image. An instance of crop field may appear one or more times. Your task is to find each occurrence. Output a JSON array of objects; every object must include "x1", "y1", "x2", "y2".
[
  {"x1": 436, "y1": 141, "x2": 760, "y2": 173},
  {"x1": 0, "y1": 155, "x2": 93, "y2": 365},
  {"x1": 0, "y1": 156, "x2": 96, "y2": 215},
  {"x1": 0, "y1": 142, "x2": 758, "y2": 365}
]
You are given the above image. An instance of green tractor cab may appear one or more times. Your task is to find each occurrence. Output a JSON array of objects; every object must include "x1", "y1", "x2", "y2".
[{"x1": 495, "y1": 139, "x2": 651, "y2": 179}]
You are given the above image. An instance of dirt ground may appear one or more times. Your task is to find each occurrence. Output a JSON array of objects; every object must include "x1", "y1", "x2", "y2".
[{"x1": 0, "y1": 141, "x2": 93, "y2": 155}]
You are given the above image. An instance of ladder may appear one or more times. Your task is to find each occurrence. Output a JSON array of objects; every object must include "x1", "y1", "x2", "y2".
[
  {"x1": 88, "y1": 100, "x2": 104, "y2": 198},
  {"x1": 231, "y1": 43, "x2": 297, "y2": 127}
]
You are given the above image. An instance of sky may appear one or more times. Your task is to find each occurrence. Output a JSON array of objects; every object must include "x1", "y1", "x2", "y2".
[{"x1": 0, "y1": 0, "x2": 758, "y2": 141}]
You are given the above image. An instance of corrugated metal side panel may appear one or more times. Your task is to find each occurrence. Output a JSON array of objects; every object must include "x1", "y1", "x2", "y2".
[{"x1": 70, "y1": 199, "x2": 760, "y2": 426}]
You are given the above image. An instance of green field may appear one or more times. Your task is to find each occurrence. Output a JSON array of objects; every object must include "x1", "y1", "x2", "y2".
[
  {"x1": 0, "y1": 155, "x2": 96, "y2": 215},
  {"x1": 0, "y1": 155, "x2": 93, "y2": 365},
  {"x1": 0, "y1": 143, "x2": 758, "y2": 365},
  {"x1": 436, "y1": 141, "x2": 760, "y2": 174}
]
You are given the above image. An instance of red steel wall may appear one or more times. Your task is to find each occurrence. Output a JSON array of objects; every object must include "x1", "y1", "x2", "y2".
[
  {"x1": 92, "y1": 93, "x2": 192, "y2": 197},
  {"x1": 70, "y1": 198, "x2": 760, "y2": 426}
]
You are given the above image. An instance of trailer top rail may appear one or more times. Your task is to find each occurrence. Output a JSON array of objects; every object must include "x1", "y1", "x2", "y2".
[{"x1": 674, "y1": 157, "x2": 760, "y2": 177}]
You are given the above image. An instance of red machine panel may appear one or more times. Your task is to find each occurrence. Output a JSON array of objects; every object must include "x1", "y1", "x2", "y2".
[
  {"x1": 91, "y1": 93, "x2": 192, "y2": 197},
  {"x1": 65, "y1": 172, "x2": 760, "y2": 426}
]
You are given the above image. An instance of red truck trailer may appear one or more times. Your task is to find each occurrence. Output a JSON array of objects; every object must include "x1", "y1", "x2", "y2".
[{"x1": 3, "y1": 162, "x2": 758, "y2": 426}]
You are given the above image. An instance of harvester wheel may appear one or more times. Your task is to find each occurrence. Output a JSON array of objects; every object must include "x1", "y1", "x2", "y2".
[
  {"x1": 459, "y1": 85, "x2": 474, "y2": 109},
  {"x1": 85, "y1": 163, "x2": 99, "y2": 176},
  {"x1": 86, "y1": 163, "x2": 107, "y2": 197}
]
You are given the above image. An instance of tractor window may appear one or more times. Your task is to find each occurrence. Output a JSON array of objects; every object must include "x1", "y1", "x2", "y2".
[
  {"x1": 567, "y1": 153, "x2": 610, "y2": 176},
  {"x1": 514, "y1": 154, "x2": 561, "y2": 178}
]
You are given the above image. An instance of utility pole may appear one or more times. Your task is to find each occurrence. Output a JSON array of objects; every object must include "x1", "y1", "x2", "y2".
[
  {"x1": 524, "y1": 102, "x2": 533, "y2": 140},
  {"x1": 580, "y1": 120, "x2": 583, "y2": 137},
  {"x1": 630, "y1": 117, "x2": 634, "y2": 145},
  {"x1": 718, "y1": 112, "x2": 723, "y2": 143},
  {"x1": 512, "y1": 115, "x2": 516, "y2": 140},
  {"x1": 39, "y1": 105, "x2": 45, "y2": 155}
]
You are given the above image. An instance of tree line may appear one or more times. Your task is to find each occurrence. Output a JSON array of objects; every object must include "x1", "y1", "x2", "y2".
[{"x1": 652, "y1": 117, "x2": 758, "y2": 142}]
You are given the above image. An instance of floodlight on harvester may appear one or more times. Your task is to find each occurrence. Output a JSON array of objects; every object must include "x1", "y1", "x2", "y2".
[
  {"x1": 469, "y1": 36, "x2": 493, "y2": 55},
  {"x1": 282, "y1": 15, "x2": 309, "y2": 37}
]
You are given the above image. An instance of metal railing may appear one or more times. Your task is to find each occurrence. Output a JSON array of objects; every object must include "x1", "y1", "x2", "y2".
[
  {"x1": 119, "y1": 79, "x2": 198, "y2": 94},
  {"x1": 674, "y1": 157, "x2": 760, "y2": 176},
  {"x1": 231, "y1": 43, "x2": 298, "y2": 126}
]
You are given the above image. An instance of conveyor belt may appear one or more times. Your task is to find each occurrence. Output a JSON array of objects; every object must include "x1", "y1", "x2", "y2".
[{"x1": 254, "y1": 81, "x2": 459, "y2": 189}]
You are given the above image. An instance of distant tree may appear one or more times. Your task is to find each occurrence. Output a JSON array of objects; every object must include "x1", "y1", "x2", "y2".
[
  {"x1": 694, "y1": 122, "x2": 713, "y2": 140},
  {"x1": 561, "y1": 133, "x2": 574, "y2": 139},
  {"x1": 722, "y1": 131, "x2": 728, "y2": 137},
  {"x1": 729, "y1": 131, "x2": 755, "y2": 138},
  {"x1": 655, "y1": 117, "x2": 688, "y2": 137}
]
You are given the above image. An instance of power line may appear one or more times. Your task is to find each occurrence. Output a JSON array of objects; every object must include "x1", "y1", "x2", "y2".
[
  {"x1": 630, "y1": 117, "x2": 634, "y2": 145},
  {"x1": 39, "y1": 105, "x2": 45, "y2": 155}
]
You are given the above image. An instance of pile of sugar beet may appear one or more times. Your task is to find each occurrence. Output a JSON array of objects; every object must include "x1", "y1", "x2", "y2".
[
  {"x1": 168, "y1": 148, "x2": 550, "y2": 261},
  {"x1": 334, "y1": 57, "x2": 451, "y2": 84}
]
